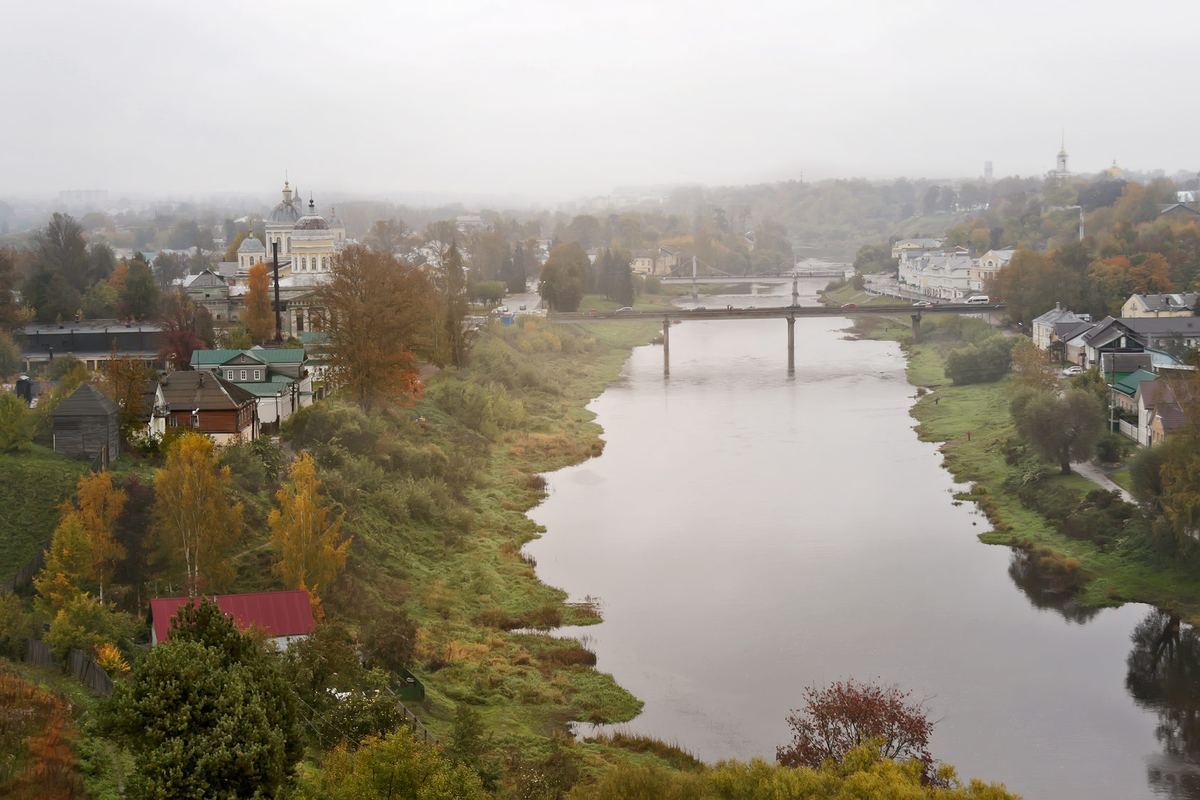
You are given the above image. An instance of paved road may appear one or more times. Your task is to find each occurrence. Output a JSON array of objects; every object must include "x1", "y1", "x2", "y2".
[{"x1": 1071, "y1": 460, "x2": 1136, "y2": 503}]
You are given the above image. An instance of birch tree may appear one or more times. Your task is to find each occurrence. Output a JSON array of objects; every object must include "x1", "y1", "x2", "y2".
[{"x1": 154, "y1": 432, "x2": 243, "y2": 596}]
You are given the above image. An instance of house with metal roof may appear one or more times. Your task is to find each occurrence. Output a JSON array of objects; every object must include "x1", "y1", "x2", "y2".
[
  {"x1": 16, "y1": 319, "x2": 163, "y2": 372},
  {"x1": 190, "y1": 347, "x2": 313, "y2": 428},
  {"x1": 51, "y1": 383, "x2": 121, "y2": 464},
  {"x1": 1031, "y1": 303, "x2": 1090, "y2": 350},
  {"x1": 158, "y1": 370, "x2": 259, "y2": 445},
  {"x1": 148, "y1": 590, "x2": 316, "y2": 649},
  {"x1": 1122, "y1": 293, "x2": 1200, "y2": 319}
]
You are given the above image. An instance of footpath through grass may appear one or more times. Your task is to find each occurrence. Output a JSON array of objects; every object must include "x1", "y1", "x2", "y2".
[{"x1": 853, "y1": 315, "x2": 1200, "y2": 623}]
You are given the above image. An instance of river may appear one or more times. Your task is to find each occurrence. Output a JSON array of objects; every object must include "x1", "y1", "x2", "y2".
[{"x1": 526, "y1": 279, "x2": 1200, "y2": 799}]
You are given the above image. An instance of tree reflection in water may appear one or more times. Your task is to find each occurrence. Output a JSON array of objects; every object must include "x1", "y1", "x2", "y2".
[
  {"x1": 1005, "y1": 549, "x2": 1101, "y2": 624},
  {"x1": 1127, "y1": 610, "x2": 1200, "y2": 798}
]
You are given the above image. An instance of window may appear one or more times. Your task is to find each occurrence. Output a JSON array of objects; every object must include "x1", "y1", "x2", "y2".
[
  {"x1": 190, "y1": 411, "x2": 199, "y2": 428},
  {"x1": 240, "y1": 370, "x2": 247, "y2": 380},
  {"x1": 227, "y1": 370, "x2": 235, "y2": 380},
  {"x1": 169, "y1": 416, "x2": 177, "y2": 428},
  {"x1": 253, "y1": 370, "x2": 261, "y2": 380}
]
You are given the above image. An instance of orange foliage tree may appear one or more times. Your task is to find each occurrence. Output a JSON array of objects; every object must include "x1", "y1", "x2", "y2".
[
  {"x1": 243, "y1": 262, "x2": 275, "y2": 343},
  {"x1": 269, "y1": 453, "x2": 350, "y2": 611},
  {"x1": 315, "y1": 245, "x2": 436, "y2": 410}
]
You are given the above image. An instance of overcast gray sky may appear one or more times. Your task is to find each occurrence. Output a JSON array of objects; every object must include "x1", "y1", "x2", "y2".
[{"x1": 2, "y1": 0, "x2": 1196, "y2": 202}]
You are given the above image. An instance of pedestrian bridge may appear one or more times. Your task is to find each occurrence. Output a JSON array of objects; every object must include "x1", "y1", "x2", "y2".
[{"x1": 547, "y1": 302, "x2": 1007, "y2": 375}]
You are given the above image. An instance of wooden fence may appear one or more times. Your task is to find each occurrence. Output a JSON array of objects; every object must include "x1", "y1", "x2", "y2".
[
  {"x1": 23, "y1": 639, "x2": 60, "y2": 669},
  {"x1": 69, "y1": 648, "x2": 114, "y2": 697},
  {"x1": 22, "y1": 640, "x2": 113, "y2": 697},
  {"x1": 0, "y1": 541, "x2": 50, "y2": 594},
  {"x1": 386, "y1": 686, "x2": 439, "y2": 747}
]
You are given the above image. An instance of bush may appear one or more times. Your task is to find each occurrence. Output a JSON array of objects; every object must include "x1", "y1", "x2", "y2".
[
  {"x1": 0, "y1": 392, "x2": 33, "y2": 454},
  {"x1": 429, "y1": 379, "x2": 526, "y2": 441},
  {"x1": 1095, "y1": 433, "x2": 1125, "y2": 463},
  {"x1": 0, "y1": 593, "x2": 32, "y2": 659},
  {"x1": 944, "y1": 334, "x2": 1014, "y2": 384},
  {"x1": 45, "y1": 595, "x2": 135, "y2": 664}
]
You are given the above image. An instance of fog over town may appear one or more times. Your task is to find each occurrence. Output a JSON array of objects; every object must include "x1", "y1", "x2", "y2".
[{"x1": 2, "y1": 0, "x2": 1199, "y2": 204}]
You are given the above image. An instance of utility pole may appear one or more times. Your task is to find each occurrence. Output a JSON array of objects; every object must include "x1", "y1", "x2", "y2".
[
  {"x1": 691, "y1": 255, "x2": 698, "y2": 301},
  {"x1": 272, "y1": 240, "x2": 283, "y2": 344}
]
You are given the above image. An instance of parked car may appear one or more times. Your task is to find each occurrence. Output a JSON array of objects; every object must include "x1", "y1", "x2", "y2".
[
  {"x1": 1062, "y1": 365, "x2": 1085, "y2": 376},
  {"x1": 616, "y1": 306, "x2": 633, "y2": 313},
  {"x1": 841, "y1": 303, "x2": 857, "y2": 308}
]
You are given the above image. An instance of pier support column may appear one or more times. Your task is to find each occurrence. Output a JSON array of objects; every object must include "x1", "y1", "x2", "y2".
[
  {"x1": 910, "y1": 312, "x2": 922, "y2": 342},
  {"x1": 663, "y1": 319, "x2": 670, "y2": 377},
  {"x1": 791, "y1": 276, "x2": 799, "y2": 307},
  {"x1": 787, "y1": 316, "x2": 795, "y2": 375}
]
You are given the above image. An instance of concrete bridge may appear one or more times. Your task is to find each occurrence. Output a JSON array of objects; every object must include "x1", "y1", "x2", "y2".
[
  {"x1": 548, "y1": 302, "x2": 1007, "y2": 375},
  {"x1": 658, "y1": 271, "x2": 846, "y2": 285}
]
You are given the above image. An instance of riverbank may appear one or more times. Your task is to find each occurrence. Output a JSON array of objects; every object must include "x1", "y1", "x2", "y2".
[{"x1": 852, "y1": 315, "x2": 1200, "y2": 623}]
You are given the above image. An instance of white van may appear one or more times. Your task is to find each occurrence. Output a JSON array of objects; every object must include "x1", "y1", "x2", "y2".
[{"x1": 965, "y1": 295, "x2": 991, "y2": 305}]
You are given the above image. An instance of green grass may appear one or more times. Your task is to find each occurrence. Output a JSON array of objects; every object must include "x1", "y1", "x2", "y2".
[
  {"x1": 1109, "y1": 468, "x2": 1134, "y2": 492},
  {"x1": 0, "y1": 447, "x2": 92, "y2": 581},
  {"x1": 853, "y1": 316, "x2": 1200, "y2": 623}
]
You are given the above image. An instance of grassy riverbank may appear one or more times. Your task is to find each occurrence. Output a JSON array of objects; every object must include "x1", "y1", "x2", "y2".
[{"x1": 852, "y1": 315, "x2": 1200, "y2": 623}]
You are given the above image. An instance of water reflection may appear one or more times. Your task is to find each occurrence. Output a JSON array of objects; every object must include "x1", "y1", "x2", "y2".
[
  {"x1": 1126, "y1": 611, "x2": 1200, "y2": 797},
  {"x1": 1005, "y1": 550, "x2": 1101, "y2": 625}
]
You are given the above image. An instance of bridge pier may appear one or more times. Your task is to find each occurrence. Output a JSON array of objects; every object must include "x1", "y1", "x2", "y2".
[
  {"x1": 787, "y1": 316, "x2": 795, "y2": 374},
  {"x1": 663, "y1": 319, "x2": 670, "y2": 376},
  {"x1": 910, "y1": 312, "x2": 922, "y2": 342}
]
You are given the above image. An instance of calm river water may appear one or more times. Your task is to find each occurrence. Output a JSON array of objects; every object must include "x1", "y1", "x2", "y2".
[{"x1": 526, "y1": 281, "x2": 1200, "y2": 800}]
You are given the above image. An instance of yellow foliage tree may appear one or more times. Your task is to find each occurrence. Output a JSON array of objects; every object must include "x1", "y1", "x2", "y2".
[
  {"x1": 72, "y1": 470, "x2": 127, "y2": 604},
  {"x1": 154, "y1": 432, "x2": 243, "y2": 597},
  {"x1": 244, "y1": 262, "x2": 275, "y2": 343},
  {"x1": 269, "y1": 453, "x2": 350, "y2": 606},
  {"x1": 34, "y1": 515, "x2": 92, "y2": 616},
  {"x1": 1010, "y1": 339, "x2": 1061, "y2": 393}
]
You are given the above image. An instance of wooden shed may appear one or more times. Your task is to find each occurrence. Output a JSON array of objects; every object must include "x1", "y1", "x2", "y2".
[{"x1": 51, "y1": 383, "x2": 121, "y2": 464}]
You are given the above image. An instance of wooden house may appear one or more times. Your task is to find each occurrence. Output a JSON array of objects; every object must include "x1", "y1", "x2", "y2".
[
  {"x1": 159, "y1": 370, "x2": 259, "y2": 445},
  {"x1": 51, "y1": 383, "x2": 121, "y2": 464}
]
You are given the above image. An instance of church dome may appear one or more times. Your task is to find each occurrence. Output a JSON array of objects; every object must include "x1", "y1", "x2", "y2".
[
  {"x1": 327, "y1": 207, "x2": 344, "y2": 228},
  {"x1": 267, "y1": 200, "x2": 303, "y2": 225},
  {"x1": 267, "y1": 180, "x2": 303, "y2": 225},
  {"x1": 237, "y1": 234, "x2": 265, "y2": 253},
  {"x1": 294, "y1": 199, "x2": 330, "y2": 231}
]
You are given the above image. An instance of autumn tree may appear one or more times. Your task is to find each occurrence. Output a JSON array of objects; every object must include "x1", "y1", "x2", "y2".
[
  {"x1": 314, "y1": 245, "x2": 435, "y2": 411},
  {"x1": 776, "y1": 678, "x2": 938, "y2": 781},
  {"x1": 243, "y1": 262, "x2": 275, "y2": 343},
  {"x1": 154, "y1": 432, "x2": 243, "y2": 596},
  {"x1": 1010, "y1": 338, "x2": 1061, "y2": 392},
  {"x1": 1129, "y1": 252, "x2": 1174, "y2": 295},
  {"x1": 364, "y1": 218, "x2": 410, "y2": 255},
  {"x1": 270, "y1": 453, "x2": 350, "y2": 607},
  {"x1": 157, "y1": 290, "x2": 212, "y2": 370},
  {"x1": 0, "y1": 391, "x2": 34, "y2": 453},
  {"x1": 1011, "y1": 388, "x2": 1105, "y2": 475},
  {"x1": 34, "y1": 515, "x2": 92, "y2": 616},
  {"x1": 71, "y1": 471, "x2": 127, "y2": 604},
  {"x1": 99, "y1": 349, "x2": 151, "y2": 443},
  {"x1": 295, "y1": 729, "x2": 486, "y2": 800},
  {"x1": 1157, "y1": 373, "x2": 1200, "y2": 553}
]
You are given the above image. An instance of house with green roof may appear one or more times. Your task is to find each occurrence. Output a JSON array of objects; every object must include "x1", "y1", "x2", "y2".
[
  {"x1": 189, "y1": 347, "x2": 312, "y2": 429},
  {"x1": 1111, "y1": 368, "x2": 1157, "y2": 444}
]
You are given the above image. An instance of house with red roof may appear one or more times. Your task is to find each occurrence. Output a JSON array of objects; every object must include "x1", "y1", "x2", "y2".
[{"x1": 148, "y1": 590, "x2": 315, "y2": 649}]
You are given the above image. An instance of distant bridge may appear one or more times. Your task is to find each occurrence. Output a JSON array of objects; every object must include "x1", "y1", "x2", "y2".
[
  {"x1": 548, "y1": 302, "x2": 1007, "y2": 375},
  {"x1": 658, "y1": 256, "x2": 850, "y2": 295}
]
